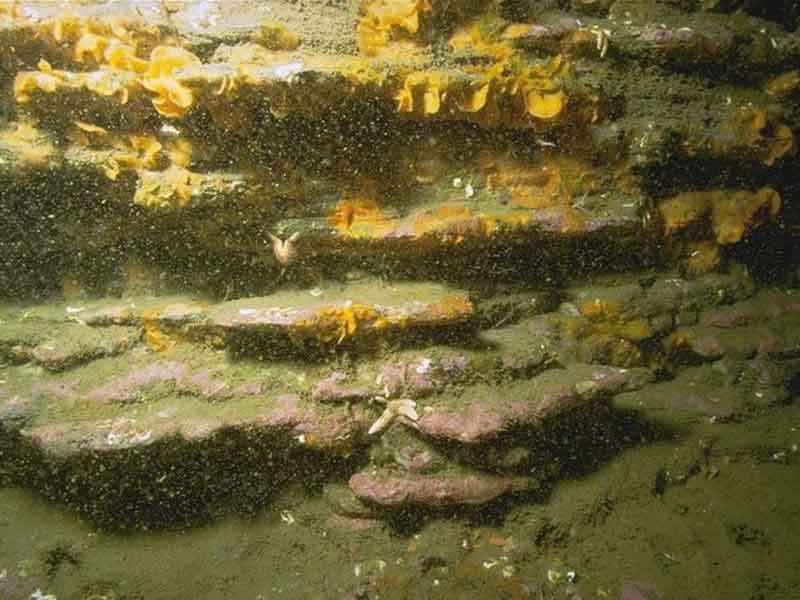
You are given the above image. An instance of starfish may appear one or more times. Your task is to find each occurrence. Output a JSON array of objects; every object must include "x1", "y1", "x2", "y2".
[
  {"x1": 268, "y1": 232, "x2": 300, "y2": 279},
  {"x1": 269, "y1": 232, "x2": 300, "y2": 266},
  {"x1": 368, "y1": 398, "x2": 419, "y2": 435}
]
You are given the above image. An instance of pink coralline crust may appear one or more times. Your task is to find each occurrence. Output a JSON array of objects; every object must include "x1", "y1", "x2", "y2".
[
  {"x1": 85, "y1": 361, "x2": 192, "y2": 403},
  {"x1": 348, "y1": 471, "x2": 515, "y2": 507},
  {"x1": 23, "y1": 393, "x2": 369, "y2": 455},
  {"x1": 261, "y1": 393, "x2": 369, "y2": 450},
  {"x1": 417, "y1": 403, "x2": 516, "y2": 443},
  {"x1": 311, "y1": 371, "x2": 372, "y2": 403},
  {"x1": 377, "y1": 354, "x2": 469, "y2": 399},
  {"x1": 177, "y1": 419, "x2": 218, "y2": 441},
  {"x1": 261, "y1": 393, "x2": 305, "y2": 428},
  {"x1": 23, "y1": 421, "x2": 99, "y2": 453},
  {"x1": 80, "y1": 362, "x2": 262, "y2": 404},
  {"x1": 395, "y1": 446, "x2": 436, "y2": 473},
  {"x1": 415, "y1": 366, "x2": 643, "y2": 443},
  {"x1": 186, "y1": 368, "x2": 232, "y2": 399},
  {"x1": 417, "y1": 384, "x2": 579, "y2": 443},
  {"x1": 235, "y1": 382, "x2": 264, "y2": 396}
]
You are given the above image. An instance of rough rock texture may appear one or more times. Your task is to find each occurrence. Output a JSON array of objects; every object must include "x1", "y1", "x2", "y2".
[{"x1": 1, "y1": 0, "x2": 799, "y2": 529}]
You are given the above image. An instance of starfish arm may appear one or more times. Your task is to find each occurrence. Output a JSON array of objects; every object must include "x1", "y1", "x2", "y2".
[
  {"x1": 368, "y1": 407, "x2": 395, "y2": 435},
  {"x1": 392, "y1": 399, "x2": 419, "y2": 421}
]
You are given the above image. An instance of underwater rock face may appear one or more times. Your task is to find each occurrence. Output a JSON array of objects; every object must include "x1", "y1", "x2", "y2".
[{"x1": 0, "y1": 0, "x2": 799, "y2": 533}]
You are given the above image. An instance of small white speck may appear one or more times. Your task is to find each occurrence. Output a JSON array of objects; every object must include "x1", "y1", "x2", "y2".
[
  {"x1": 160, "y1": 123, "x2": 180, "y2": 137},
  {"x1": 452, "y1": 177, "x2": 463, "y2": 188},
  {"x1": 567, "y1": 570, "x2": 577, "y2": 583},
  {"x1": 416, "y1": 358, "x2": 433, "y2": 374},
  {"x1": 272, "y1": 60, "x2": 304, "y2": 80},
  {"x1": 131, "y1": 431, "x2": 152, "y2": 444},
  {"x1": 464, "y1": 183, "x2": 475, "y2": 198}
]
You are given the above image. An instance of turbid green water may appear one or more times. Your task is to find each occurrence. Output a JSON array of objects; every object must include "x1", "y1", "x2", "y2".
[{"x1": 3, "y1": 402, "x2": 798, "y2": 600}]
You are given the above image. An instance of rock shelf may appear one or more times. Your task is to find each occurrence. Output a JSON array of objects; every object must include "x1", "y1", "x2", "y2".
[{"x1": 1, "y1": 269, "x2": 798, "y2": 527}]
